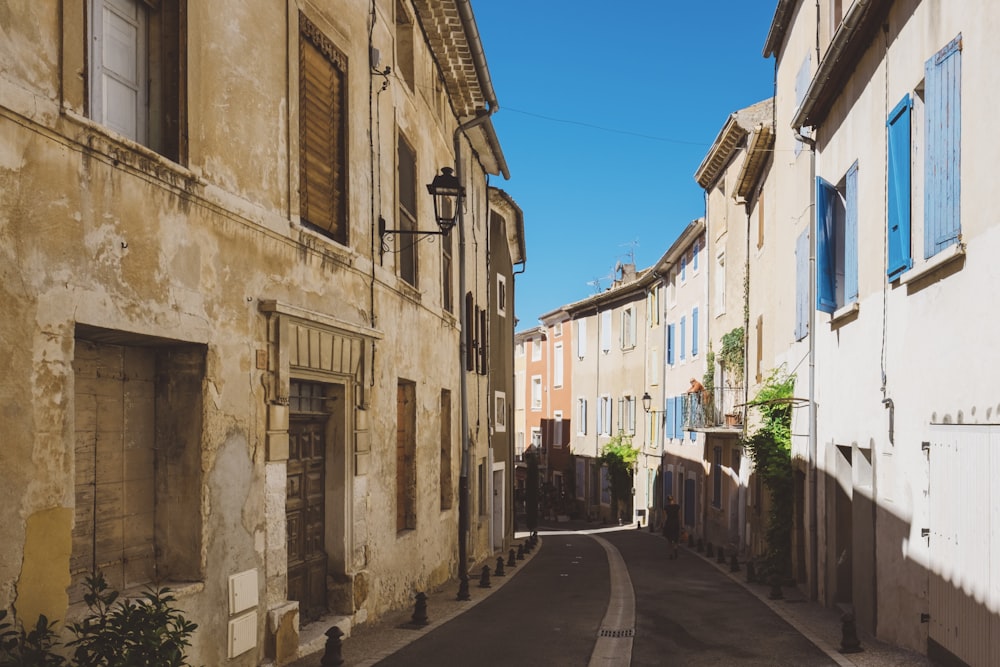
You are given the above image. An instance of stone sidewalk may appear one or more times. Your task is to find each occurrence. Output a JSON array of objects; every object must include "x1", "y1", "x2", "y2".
[{"x1": 285, "y1": 527, "x2": 935, "y2": 666}]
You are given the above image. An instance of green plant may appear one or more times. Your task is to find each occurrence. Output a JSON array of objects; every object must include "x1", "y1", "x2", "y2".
[
  {"x1": 0, "y1": 609, "x2": 66, "y2": 667},
  {"x1": 720, "y1": 327, "x2": 745, "y2": 386},
  {"x1": 67, "y1": 572, "x2": 198, "y2": 667},
  {"x1": 598, "y1": 433, "x2": 638, "y2": 517},
  {"x1": 742, "y1": 367, "x2": 796, "y2": 579}
]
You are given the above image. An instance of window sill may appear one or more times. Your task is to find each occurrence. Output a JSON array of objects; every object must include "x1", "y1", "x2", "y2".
[
  {"x1": 898, "y1": 243, "x2": 966, "y2": 285},
  {"x1": 829, "y1": 302, "x2": 859, "y2": 326}
]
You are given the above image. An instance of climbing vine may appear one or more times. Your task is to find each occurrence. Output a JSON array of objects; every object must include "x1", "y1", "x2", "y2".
[
  {"x1": 720, "y1": 327, "x2": 745, "y2": 385},
  {"x1": 598, "y1": 434, "x2": 638, "y2": 518},
  {"x1": 742, "y1": 367, "x2": 796, "y2": 579}
]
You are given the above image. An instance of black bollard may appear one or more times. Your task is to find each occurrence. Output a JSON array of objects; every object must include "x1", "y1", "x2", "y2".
[
  {"x1": 768, "y1": 576, "x2": 784, "y2": 600},
  {"x1": 495, "y1": 556, "x2": 506, "y2": 577},
  {"x1": 479, "y1": 565, "x2": 492, "y2": 588},
  {"x1": 456, "y1": 576, "x2": 470, "y2": 602},
  {"x1": 320, "y1": 626, "x2": 344, "y2": 666},
  {"x1": 746, "y1": 560, "x2": 756, "y2": 583},
  {"x1": 411, "y1": 592, "x2": 430, "y2": 625},
  {"x1": 507, "y1": 548, "x2": 517, "y2": 567},
  {"x1": 730, "y1": 552, "x2": 741, "y2": 573},
  {"x1": 516, "y1": 544, "x2": 525, "y2": 560},
  {"x1": 523, "y1": 539, "x2": 532, "y2": 555},
  {"x1": 839, "y1": 610, "x2": 863, "y2": 653},
  {"x1": 717, "y1": 547, "x2": 727, "y2": 564},
  {"x1": 706, "y1": 542, "x2": 714, "y2": 558}
]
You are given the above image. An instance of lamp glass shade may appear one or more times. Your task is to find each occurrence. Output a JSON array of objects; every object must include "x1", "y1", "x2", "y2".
[
  {"x1": 427, "y1": 167, "x2": 463, "y2": 232},
  {"x1": 641, "y1": 392, "x2": 652, "y2": 413}
]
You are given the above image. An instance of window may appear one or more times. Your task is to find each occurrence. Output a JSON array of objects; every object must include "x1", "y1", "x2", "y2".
[
  {"x1": 553, "y1": 343, "x2": 564, "y2": 387},
  {"x1": 396, "y1": 381, "x2": 417, "y2": 531},
  {"x1": 715, "y1": 252, "x2": 726, "y2": 315},
  {"x1": 71, "y1": 337, "x2": 204, "y2": 602},
  {"x1": 795, "y1": 229, "x2": 810, "y2": 341},
  {"x1": 621, "y1": 307, "x2": 636, "y2": 349},
  {"x1": 667, "y1": 323, "x2": 675, "y2": 365},
  {"x1": 531, "y1": 339, "x2": 542, "y2": 361},
  {"x1": 553, "y1": 411, "x2": 564, "y2": 447},
  {"x1": 691, "y1": 307, "x2": 699, "y2": 357},
  {"x1": 442, "y1": 223, "x2": 454, "y2": 312},
  {"x1": 924, "y1": 35, "x2": 962, "y2": 260},
  {"x1": 87, "y1": 0, "x2": 186, "y2": 161},
  {"x1": 397, "y1": 134, "x2": 418, "y2": 286},
  {"x1": 816, "y1": 162, "x2": 858, "y2": 313},
  {"x1": 496, "y1": 274, "x2": 506, "y2": 317},
  {"x1": 394, "y1": 0, "x2": 415, "y2": 90},
  {"x1": 623, "y1": 395, "x2": 636, "y2": 435},
  {"x1": 680, "y1": 253, "x2": 687, "y2": 282},
  {"x1": 680, "y1": 316, "x2": 686, "y2": 361},
  {"x1": 530, "y1": 376, "x2": 542, "y2": 410},
  {"x1": 576, "y1": 319, "x2": 587, "y2": 359},
  {"x1": 494, "y1": 391, "x2": 506, "y2": 433},
  {"x1": 692, "y1": 239, "x2": 700, "y2": 272},
  {"x1": 647, "y1": 287, "x2": 660, "y2": 326},
  {"x1": 553, "y1": 322, "x2": 563, "y2": 337},
  {"x1": 440, "y1": 390, "x2": 453, "y2": 510},
  {"x1": 598, "y1": 395, "x2": 612, "y2": 436},
  {"x1": 600, "y1": 311, "x2": 612, "y2": 353},
  {"x1": 300, "y1": 13, "x2": 348, "y2": 243},
  {"x1": 577, "y1": 398, "x2": 588, "y2": 435}
]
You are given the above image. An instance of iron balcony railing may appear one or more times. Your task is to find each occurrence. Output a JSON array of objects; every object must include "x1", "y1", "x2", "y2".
[{"x1": 681, "y1": 386, "x2": 744, "y2": 430}]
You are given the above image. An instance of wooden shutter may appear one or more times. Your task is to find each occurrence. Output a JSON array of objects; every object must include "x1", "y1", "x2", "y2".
[
  {"x1": 795, "y1": 228, "x2": 810, "y2": 340},
  {"x1": 845, "y1": 163, "x2": 859, "y2": 304},
  {"x1": 815, "y1": 177, "x2": 837, "y2": 314},
  {"x1": 299, "y1": 15, "x2": 347, "y2": 243},
  {"x1": 924, "y1": 35, "x2": 962, "y2": 259},
  {"x1": 887, "y1": 95, "x2": 913, "y2": 278},
  {"x1": 465, "y1": 292, "x2": 474, "y2": 371}
]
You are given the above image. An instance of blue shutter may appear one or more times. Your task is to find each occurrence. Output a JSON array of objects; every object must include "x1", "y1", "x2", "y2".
[
  {"x1": 844, "y1": 162, "x2": 859, "y2": 304},
  {"x1": 667, "y1": 324, "x2": 675, "y2": 365},
  {"x1": 680, "y1": 316, "x2": 686, "y2": 360},
  {"x1": 815, "y1": 177, "x2": 837, "y2": 314},
  {"x1": 794, "y1": 228, "x2": 809, "y2": 340},
  {"x1": 692, "y1": 307, "x2": 699, "y2": 357},
  {"x1": 924, "y1": 35, "x2": 962, "y2": 259},
  {"x1": 693, "y1": 240, "x2": 699, "y2": 270},
  {"x1": 681, "y1": 254, "x2": 686, "y2": 281},
  {"x1": 674, "y1": 396, "x2": 683, "y2": 438},
  {"x1": 887, "y1": 95, "x2": 913, "y2": 278},
  {"x1": 665, "y1": 398, "x2": 675, "y2": 439}
]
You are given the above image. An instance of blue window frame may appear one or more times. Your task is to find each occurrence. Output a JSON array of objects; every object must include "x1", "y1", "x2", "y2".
[
  {"x1": 887, "y1": 94, "x2": 913, "y2": 278},
  {"x1": 693, "y1": 239, "x2": 700, "y2": 271},
  {"x1": 816, "y1": 163, "x2": 858, "y2": 314},
  {"x1": 924, "y1": 35, "x2": 962, "y2": 259}
]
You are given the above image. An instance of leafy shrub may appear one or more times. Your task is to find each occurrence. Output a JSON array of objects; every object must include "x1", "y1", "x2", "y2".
[{"x1": 0, "y1": 610, "x2": 66, "y2": 666}]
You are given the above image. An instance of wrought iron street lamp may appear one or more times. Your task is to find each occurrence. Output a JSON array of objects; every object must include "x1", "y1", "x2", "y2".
[{"x1": 379, "y1": 167, "x2": 464, "y2": 248}]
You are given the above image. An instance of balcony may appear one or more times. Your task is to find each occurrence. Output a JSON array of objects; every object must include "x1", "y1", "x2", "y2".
[{"x1": 682, "y1": 386, "x2": 744, "y2": 430}]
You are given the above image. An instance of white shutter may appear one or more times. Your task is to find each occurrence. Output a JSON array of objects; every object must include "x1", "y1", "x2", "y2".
[{"x1": 91, "y1": 0, "x2": 147, "y2": 142}]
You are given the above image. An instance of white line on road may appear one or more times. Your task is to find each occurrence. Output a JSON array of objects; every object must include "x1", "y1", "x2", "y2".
[{"x1": 588, "y1": 535, "x2": 635, "y2": 667}]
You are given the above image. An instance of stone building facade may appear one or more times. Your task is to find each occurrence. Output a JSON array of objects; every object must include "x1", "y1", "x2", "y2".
[{"x1": 0, "y1": 0, "x2": 521, "y2": 664}]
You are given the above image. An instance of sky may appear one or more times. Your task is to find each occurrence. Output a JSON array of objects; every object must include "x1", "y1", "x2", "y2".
[{"x1": 470, "y1": 1, "x2": 778, "y2": 327}]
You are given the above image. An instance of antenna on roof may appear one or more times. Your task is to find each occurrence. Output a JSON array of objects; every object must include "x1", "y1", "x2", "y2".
[{"x1": 619, "y1": 238, "x2": 639, "y2": 265}]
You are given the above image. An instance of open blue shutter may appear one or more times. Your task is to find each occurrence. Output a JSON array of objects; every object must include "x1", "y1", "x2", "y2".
[
  {"x1": 887, "y1": 95, "x2": 913, "y2": 278},
  {"x1": 924, "y1": 35, "x2": 962, "y2": 259},
  {"x1": 665, "y1": 398, "x2": 675, "y2": 439},
  {"x1": 692, "y1": 308, "x2": 699, "y2": 356},
  {"x1": 794, "y1": 228, "x2": 809, "y2": 340},
  {"x1": 815, "y1": 177, "x2": 837, "y2": 313},
  {"x1": 680, "y1": 317, "x2": 686, "y2": 360},
  {"x1": 667, "y1": 324, "x2": 674, "y2": 365},
  {"x1": 845, "y1": 163, "x2": 859, "y2": 304}
]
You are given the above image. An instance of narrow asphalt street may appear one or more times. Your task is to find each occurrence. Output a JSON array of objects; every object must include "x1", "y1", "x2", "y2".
[{"x1": 290, "y1": 521, "x2": 931, "y2": 666}]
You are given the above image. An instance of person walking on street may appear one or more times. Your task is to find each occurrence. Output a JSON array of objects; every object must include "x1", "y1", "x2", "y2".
[{"x1": 664, "y1": 496, "x2": 681, "y2": 559}]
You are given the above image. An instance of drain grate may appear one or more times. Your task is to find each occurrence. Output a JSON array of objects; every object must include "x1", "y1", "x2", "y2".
[{"x1": 599, "y1": 628, "x2": 635, "y2": 638}]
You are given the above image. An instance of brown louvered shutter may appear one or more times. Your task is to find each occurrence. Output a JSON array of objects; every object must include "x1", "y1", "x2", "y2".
[{"x1": 299, "y1": 15, "x2": 347, "y2": 244}]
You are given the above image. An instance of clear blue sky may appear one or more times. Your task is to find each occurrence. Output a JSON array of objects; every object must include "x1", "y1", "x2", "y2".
[{"x1": 471, "y1": 2, "x2": 778, "y2": 327}]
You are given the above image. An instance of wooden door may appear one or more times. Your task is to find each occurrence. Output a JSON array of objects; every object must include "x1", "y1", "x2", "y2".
[{"x1": 287, "y1": 416, "x2": 327, "y2": 622}]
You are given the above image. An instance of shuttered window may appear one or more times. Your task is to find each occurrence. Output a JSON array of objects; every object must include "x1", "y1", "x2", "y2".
[
  {"x1": 679, "y1": 316, "x2": 686, "y2": 361},
  {"x1": 816, "y1": 177, "x2": 838, "y2": 314},
  {"x1": 816, "y1": 165, "x2": 858, "y2": 313},
  {"x1": 691, "y1": 307, "x2": 699, "y2": 357},
  {"x1": 887, "y1": 95, "x2": 913, "y2": 278},
  {"x1": 299, "y1": 14, "x2": 348, "y2": 244},
  {"x1": 600, "y1": 310, "x2": 612, "y2": 353},
  {"x1": 674, "y1": 396, "x2": 684, "y2": 439},
  {"x1": 844, "y1": 163, "x2": 859, "y2": 304},
  {"x1": 924, "y1": 35, "x2": 962, "y2": 259},
  {"x1": 576, "y1": 319, "x2": 587, "y2": 358},
  {"x1": 665, "y1": 396, "x2": 674, "y2": 439},
  {"x1": 398, "y1": 135, "x2": 418, "y2": 286}
]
